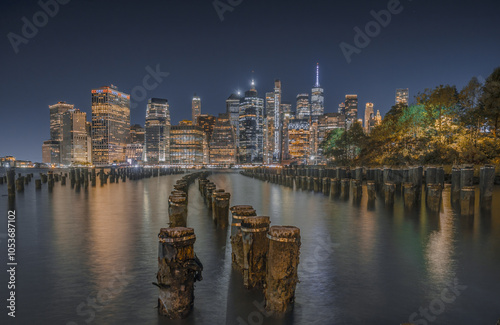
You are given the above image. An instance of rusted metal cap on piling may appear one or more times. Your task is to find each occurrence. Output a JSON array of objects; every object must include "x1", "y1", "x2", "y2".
[
  {"x1": 241, "y1": 216, "x2": 270, "y2": 233},
  {"x1": 267, "y1": 226, "x2": 301, "y2": 243}
]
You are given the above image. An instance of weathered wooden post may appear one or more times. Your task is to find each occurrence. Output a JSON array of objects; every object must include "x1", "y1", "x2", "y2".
[
  {"x1": 460, "y1": 186, "x2": 475, "y2": 217},
  {"x1": 156, "y1": 227, "x2": 202, "y2": 319},
  {"x1": 265, "y1": 226, "x2": 301, "y2": 316},
  {"x1": 479, "y1": 165, "x2": 495, "y2": 208},
  {"x1": 214, "y1": 192, "x2": 231, "y2": 228},
  {"x1": 211, "y1": 189, "x2": 225, "y2": 220},
  {"x1": 403, "y1": 183, "x2": 417, "y2": 209},
  {"x1": 241, "y1": 216, "x2": 271, "y2": 288},
  {"x1": 351, "y1": 179, "x2": 362, "y2": 201},
  {"x1": 460, "y1": 167, "x2": 474, "y2": 188},
  {"x1": 169, "y1": 195, "x2": 188, "y2": 227},
  {"x1": 312, "y1": 177, "x2": 320, "y2": 192},
  {"x1": 340, "y1": 178, "x2": 350, "y2": 199},
  {"x1": 426, "y1": 167, "x2": 437, "y2": 185},
  {"x1": 426, "y1": 184, "x2": 442, "y2": 212},
  {"x1": 330, "y1": 178, "x2": 340, "y2": 197},
  {"x1": 7, "y1": 166, "x2": 16, "y2": 198},
  {"x1": 367, "y1": 181, "x2": 376, "y2": 202},
  {"x1": 451, "y1": 168, "x2": 461, "y2": 203},
  {"x1": 230, "y1": 206, "x2": 257, "y2": 271},
  {"x1": 16, "y1": 177, "x2": 24, "y2": 192},
  {"x1": 35, "y1": 179, "x2": 42, "y2": 190},
  {"x1": 322, "y1": 177, "x2": 330, "y2": 195},
  {"x1": 384, "y1": 182, "x2": 396, "y2": 206}
]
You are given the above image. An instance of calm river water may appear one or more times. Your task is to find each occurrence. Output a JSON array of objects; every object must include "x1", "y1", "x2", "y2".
[{"x1": 0, "y1": 169, "x2": 499, "y2": 325}]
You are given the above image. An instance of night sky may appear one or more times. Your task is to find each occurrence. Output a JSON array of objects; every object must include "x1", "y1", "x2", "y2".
[{"x1": 1, "y1": 0, "x2": 499, "y2": 162}]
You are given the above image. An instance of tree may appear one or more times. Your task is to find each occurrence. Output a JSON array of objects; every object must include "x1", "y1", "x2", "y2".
[{"x1": 481, "y1": 67, "x2": 500, "y2": 140}]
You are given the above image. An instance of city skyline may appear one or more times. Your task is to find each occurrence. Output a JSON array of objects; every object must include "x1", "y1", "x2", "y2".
[{"x1": 1, "y1": 0, "x2": 500, "y2": 162}]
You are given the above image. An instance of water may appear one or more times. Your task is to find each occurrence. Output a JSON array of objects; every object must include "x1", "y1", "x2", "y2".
[{"x1": 0, "y1": 170, "x2": 499, "y2": 324}]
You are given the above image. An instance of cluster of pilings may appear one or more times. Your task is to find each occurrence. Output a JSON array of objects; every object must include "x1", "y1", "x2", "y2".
[
  {"x1": 197, "y1": 174, "x2": 232, "y2": 228},
  {"x1": 197, "y1": 174, "x2": 302, "y2": 316},
  {"x1": 157, "y1": 172, "x2": 206, "y2": 319},
  {"x1": 241, "y1": 165, "x2": 497, "y2": 215},
  {"x1": 0, "y1": 166, "x2": 184, "y2": 196}
]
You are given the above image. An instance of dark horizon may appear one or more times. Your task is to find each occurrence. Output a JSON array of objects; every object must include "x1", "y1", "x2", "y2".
[{"x1": 1, "y1": 0, "x2": 499, "y2": 162}]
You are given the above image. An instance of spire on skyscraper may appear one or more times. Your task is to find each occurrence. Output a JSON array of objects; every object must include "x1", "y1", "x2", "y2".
[
  {"x1": 315, "y1": 63, "x2": 320, "y2": 88},
  {"x1": 250, "y1": 70, "x2": 256, "y2": 90}
]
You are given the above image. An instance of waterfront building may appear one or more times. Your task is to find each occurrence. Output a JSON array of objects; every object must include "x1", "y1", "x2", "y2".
[
  {"x1": 364, "y1": 102, "x2": 374, "y2": 133},
  {"x1": 169, "y1": 124, "x2": 205, "y2": 165},
  {"x1": 226, "y1": 93, "x2": 241, "y2": 139},
  {"x1": 130, "y1": 124, "x2": 145, "y2": 144},
  {"x1": 42, "y1": 141, "x2": 60, "y2": 165},
  {"x1": 287, "y1": 118, "x2": 310, "y2": 162},
  {"x1": 209, "y1": 113, "x2": 237, "y2": 165},
  {"x1": 91, "y1": 85, "x2": 130, "y2": 165},
  {"x1": 61, "y1": 109, "x2": 89, "y2": 165},
  {"x1": 145, "y1": 98, "x2": 170, "y2": 164}
]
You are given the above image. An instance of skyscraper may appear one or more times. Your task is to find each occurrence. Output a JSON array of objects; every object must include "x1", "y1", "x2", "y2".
[
  {"x1": 170, "y1": 124, "x2": 205, "y2": 165},
  {"x1": 49, "y1": 101, "x2": 73, "y2": 142},
  {"x1": 145, "y1": 98, "x2": 170, "y2": 164},
  {"x1": 192, "y1": 94, "x2": 201, "y2": 123},
  {"x1": 395, "y1": 88, "x2": 409, "y2": 105},
  {"x1": 296, "y1": 94, "x2": 310, "y2": 119},
  {"x1": 239, "y1": 79, "x2": 264, "y2": 163},
  {"x1": 364, "y1": 102, "x2": 374, "y2": 133},
  {"x1": 226, "y1": 93, "x2": 241, "y2": 135},
  {"x1": 287, "y1": 118, "x2": 310, "y2": 162},
  {"x1": 311, "y1": 63, "x2": 325, "y2": 119},
  {"x1": 61, "y1": 109, "x2": 89, "y2": 165},
  {"x1": 264, "y1": 80, "x2": 282, "y2": 163},
  {"x1": 91, "y1": 85, "x2": 131, "y2": 165},
  {"x1": 209, "y1": 113, "x2": 237, "y2": 165},
  {"x1": 344, "y1": 94, "x2": 358, "y2": 128}
]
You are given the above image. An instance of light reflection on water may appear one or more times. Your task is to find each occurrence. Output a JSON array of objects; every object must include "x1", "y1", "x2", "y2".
[{"x1": 0, "y1": 169, "x2": 499, "y2": 324}]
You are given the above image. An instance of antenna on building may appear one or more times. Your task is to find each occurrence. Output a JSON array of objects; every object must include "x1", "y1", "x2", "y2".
[
  {"x1": 251, "y1": 70, "x2": 256, "y2": 90},
  {"x1": 315, "y1": 63, "x2": 320, "y2": 88}
]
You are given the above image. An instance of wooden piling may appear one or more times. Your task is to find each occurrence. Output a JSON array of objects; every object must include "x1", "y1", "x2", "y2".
[
  {"x1": 460, "y1": 186, "x2": 475, "y2": 217},
  {"x1": 230, "y1": 206, "x2": 257, "y2": 271},
  {"x1": 479, "y1": 165, "x2": 495, "y2": 208},
  {"x1": 384, "y1": 182, "x2": 396, "y2": 206},
  {"x1": 340, "y1": 178, "x2": 350, "y2": 199},
  {"x1": 426, "y1": 184, "x2": 442, "y2": 212},
  {"x1": 367, "y1": 181, "x2": 376, "y2": 201},
  {"x1": 241, "y1": 216, "x2": 271, "y2": 289},
  {"x1": 156, "y1": 227, "x2": 202, "y2": 319},
  {"x1": 214, "y1": 192, "x2": 231, "y2": 228},
  {"x1": 265, "y1": 226, "x2": 301, "y2": 316},
  {"x1": 169, "y1": 195, "x2": 188, "y2": 227}
]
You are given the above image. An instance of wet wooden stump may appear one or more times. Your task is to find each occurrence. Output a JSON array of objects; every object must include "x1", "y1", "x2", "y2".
[
  {"x1": 426, "y1": 184, "x2": 442, "y2": 212},
  {"x1": 265, "y1": 226, "x2": 301, "y2": 316},
  {"x1": 35, "y1": 179, "x2": 42, "y2": 190},
  {"x1": 351, "y1": 179, "x2": 362, "y2": 202},
  {"x1": 214, "y1": 192, "x2": 231, "y2": 228},
  {"x1": 312, "y1": 177, "x2": 320, "y2": 192},
  {"x1": 340, "y1": 178, "x2": 350, "y2": 199},
  {"x1": 169, "y1": 195, "x2": 188, "y2": 227},
  {"x1": 384, "y1": 182, "x2": 396, "y2": 206},
  {"x1": 322, "y1": 177, "x2": 329, "y2": 195},
  {"x1": 242, "y1": 216, "x2": 271, "y2": 289},
  {"x1": 367, "y1": 181, "x2": 376, "y2": 202},
  {"x1": 230, "y1": 206, "x2": 257, "y2": 271},
  {"x1": 329, "y1": 178, "x2": 339, "y2": 197},
  {"x1": 403, "y1": 183, "x2": 417, "y2": 209},
  {"x1": 211, "y1": 189, "x2": 225, "y2": 220},
  {"x1": 156, "y1": 227, "x2": 202, "y2": 319},
  {"x1": 451, "y1": 168, "x2": 461, "y2": 203},
  {"x1": 479, "y1": 165, "x2": 495, "y2": 209},
  {"x1": 460, "y1": 186, "x2": 475, "y2": 217}
]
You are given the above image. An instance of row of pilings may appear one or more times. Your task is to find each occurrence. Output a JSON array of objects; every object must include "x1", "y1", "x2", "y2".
[
  {"x1": 198, "y1": 174, "x2": 302, "y2": 317},
  {"x1": 0, "y1": 166, "x2": 184, "y2": 196},
  {"x1": 156, "y1": 172, "x2": 206, "y2": 319},
  {"x1": 241, "y1": 165, "x2": 496, "y2": 216}
]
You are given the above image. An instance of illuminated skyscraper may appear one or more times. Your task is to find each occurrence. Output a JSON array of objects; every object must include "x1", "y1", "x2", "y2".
[
  {"x1": 61, "y1": 109, "x2": 89, "y2": 165},
  {"x1": 145, "y1": 98, "x2": 170, "y2": 164},
  {"x1": 192, "y1": 94, "x2": 201, "y2": 123},
  {"x1": 91, "y1": 85, "x2": 130, "y2": 165},
  {"x1": 209, "y1": 113, "x2": 236, "y2": 165},
  {"x1": 226, "y1": 93, "x2": 241, "y2": 135},
  {"x1": 264, "y1": 80, "x2": 282, "y2": 163},
  {"x1": 170, "y1": 124, "x2": 205, "y2": 165},
  {"x1": 296, "y1": 94, "x2": 310, "y2": 119},
  {"x1": 287, "y1": 118, "x2": 310, "y2": 162},
  {"x1": 396, "y1": 88, "x2": 409, "y2": 105},
  {"x1": 311, "y1": 63, "x2": 324, "y2": 119},
  {"x1": 49, "y1": 101, "x2": 73, "y2": 142},
  {"x1": 42, "y1": 140, "x2": 60, "y2": 165},
  {"x1": 364, "y1": 102, "x2": 374, "y2": 133},
  {"x1": 344, "y1": 94, "x2": 358, "y2": 128},
  {"x1": 196, "y1": 114, "x2": 217, "y2": 164},
  {"x1": 239, "y1": 79, "x2": 264, "y2": 163}
]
